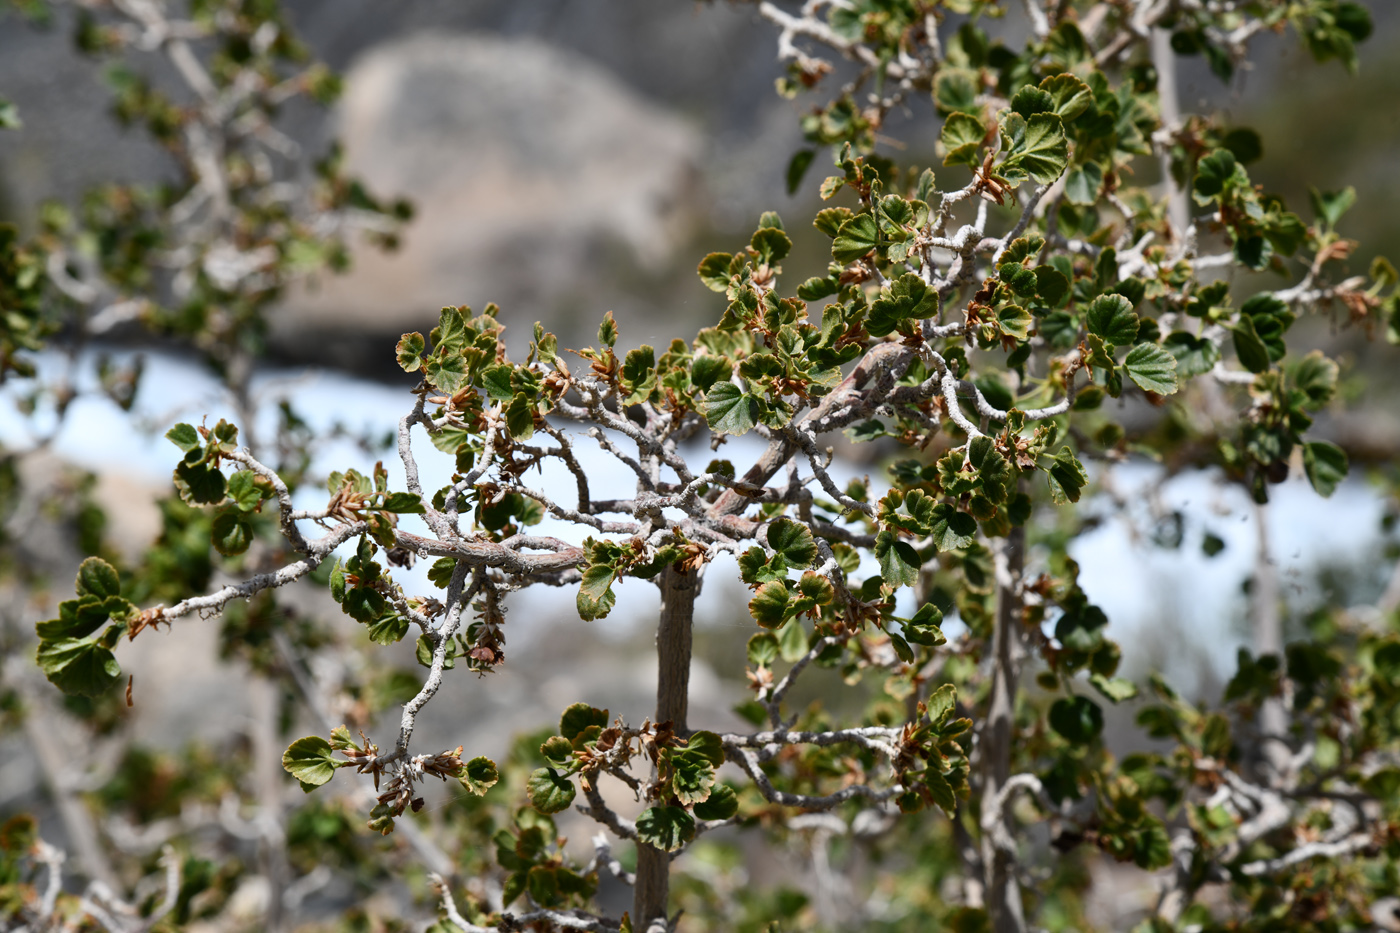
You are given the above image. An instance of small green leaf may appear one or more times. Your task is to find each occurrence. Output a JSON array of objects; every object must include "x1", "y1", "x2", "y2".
[
  {"x1": 704, "y1": 382, "x2": 760, "y2": 436},
  {"x1": 1231, "y1": 315, "x2": 1271, "y2": 374},
  {"x1": 328, "y1": 560, "x2": 347, "y2": 602},
  {"x1": 227, "y1": 470, "x2": 264, "y2": 511},
  {"x1": 1163, "y1": 332, "x2": 1221, "y2": 378},
  {"x1": 1309, "y1": 186, "x2": 1356, "y2": 227},
  {"x1": 869, "y1": 273, "x2": 939, "y2": 338},
  {"x1": 1302, "y1": 441, "x2": 1348, "y2": 498},
  {"x1": 381, "y1": 492, "x2": 426, "y2": 513},
  {"x1": 697, "y1": 253, "x2": 734, "y2": 293},
  {"x1": 211, "y1": 509, "x2": 253, "y2": 556},
  {"x1": 751, "y1": 226, "x2": 792, "y2": 265},
  {"x1": 685, "y1": 731, "x2": 726, "y2": 768},
  {"x1": 577, "y1": 565, "x2": 618, "y2": 622},
  {"x1": 1222, "y1": 127, "x2": 1263, "y2": 164},
  {"x1": 690, "y1": 354, "x2": 731, "y2": 392},
  {"x1": 832, "y1": 213, "x2": 879, "y2": 263},
  {"x1": 635, "y1": 806, "x2": 696, "y2": 853},
  {"x1": 902, "y1": 602, "x2": 946, "y2": 647},
  {"x1": 1039, "y1": 73, "x2": 1093, "y2": 121},
  {"x1": 460, "y1": 757, "x2": 499, "y2": 796},
  {"x1": 1063, "y1": 162, "x2": 1102, "y2": 206},
  {"x1": 933, "y1": 68, "x2": 978, "y2": 115},
  {"x1": 1193, "y1": 149, "x2": 1237, "y2": 202},
  {"x1": 999, "y1": 263, "x2": 1038, "y2": 298},
  {"x1": 927, "y1": 503, "x2": 976, "y2": 552},
  {"x1": 748, "y1": 581, "x2": 790, "y2": 629},
  {"x1": 1089, "y1": 673, "x2": 1139, "y2": 703},
  {"x1": 1046, "y1": 446, "x2": 1087, "y2": 504},
  {"x1": 767, "y1": 518, "x2": 818, "y2": 568},
  {"x1": 505, "y1": 394, "x2": 536, "y2": 440},
  {"x1": 365, "y1": 611, "x2": 409, "y2": 645},
  {"x1": 747, "y1": 632, "x2": 779, "y2": 667},
  {"x1": 786, "y1": 149, "x2": 816, "y2": 196},
  {"x1": 526, "y1": 767, "x2": 576, "y2": 814},
  {"x1": 797, "y1": 276, "x2": 838, "y2": 302},
  {"x1": 927, "y1": 683, "x2": 957, "y2": 724},
  {"x1": 531, "y1": 323, "x2": 558, "y2": 363},
  {"x1": 338, "y1": 585, "x2": 383, "y2": 622},
  {"x1": 165, "y1": 423, "x2": 200, "y2": 452},
  {"x1": 777, "y1": 617, "x2": 808, "y2": 662},
  {"x1": 174, "y1": 460, "x2": 226, "y2": 505},
  {"x1": 1010, "y1": 86, "x2": 1052, "y2": 118},
  {"x1": 998, "y1": 112, "x2": 1068, "y2": 185},
  {"x1": 1085, "y1": 294, "x2": 1138, "y2": 347},
  {"x1": 813, "y1": 207, "x2": 853, "y2": 238},
  {"x1": 1132, "y1": 819, "x2": 1173, "y2": 870},
  {"x1": 365, "y1": 510, "x2": 396, "y2": 549},
  {"x1": 209, "y1": 420, "x2": 239, "y2": 452},
  {"x1": 1122, "y1": 344, "x2": 1179, "y2": 396},
  {"x1": 941, "y1": 112, "x2": 986, "y2": 168},
  {"x1": 924, "y1": 769, "x2": 957, "y2": 817},
  {"x1": 1049, "y1": 696, "x2": 1103, "y2": 744},
  {"x1": 693, "y1": 783, "x2": 739, "y2": 821},
  {"x1": 396, "y1": 333, "x2": 425, "y2": 372},
  {"x1": 432, "y1": 306, "x2": 468, "y2": 353},
  {"x1": 875, "y1": 530, "x2": 920, "y2": 588},
  {"x1": 282, "y1": 736, "x2": 341, "y2": 790},
  {"x1": 1033, "y1": 265, "x2": 1069, "y2": 307},
  {"x1": 76, "y1": 557, "x2": 121, "y2": 600},
  {"x1": 541, "y1": 736, "x2": 574, "y2": 764},
  {"x1": 1292, "y1": 351, "x2": 1338, "y2": 408},
  {"x1": 560, "y1": 703, "x2": 609, "y2": 743},
  {"x1": 36, "y1": 598, "x2": 125, "y2": 641},
  {"x1": 598, "y1": 312, "x2": 618, "y2": 348},
  {"x1": 36, "y1": 638, "x2": 122, "y2": 697},
  {"x1": 415, "y1": 632, "x2": 455, "y2": 669}
]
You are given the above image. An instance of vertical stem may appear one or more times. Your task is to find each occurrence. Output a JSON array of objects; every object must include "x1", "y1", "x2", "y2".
[
  {"x1": 654, "y1": 565, "x2": 696, "y2": 731},
  {"x1": 1251, "y1": 502, "x2": 1289, "y2": 779},
  {"x1": 1151, "y1": 27, "x2": 1190, "y2": 239},
  {"x1": 633, "y1": 564, "x2": 698, "y2": 932},
  {"x1": 22, "y1": 703, "x2": 120, "y2": 892},
  {"x1": 981, "y1": 526, "x2": 1027, "y2": 933},
  {"x1": 238, "y1": 365, "x2": 284, "y2": 929},
  {"x1": 250, "y1": 676, "x2": 288, "y2": 932},
  {"x1": 1379, "y1": 556, "x2": 1400, "y2": 616},
  {"x1": 227, "y1": 345, "x2": 259, "y2": 457}
]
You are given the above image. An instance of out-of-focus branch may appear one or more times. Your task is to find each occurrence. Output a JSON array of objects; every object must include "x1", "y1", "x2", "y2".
[
  {"x1": 1251, "y1": 501, "x2": 1290, "y2": 782},
  {"x1": 20, "y1": 693, "x2": 121, "y2": 892},
  {"x1": 431, "y1": 872, "x2": 623, "y2": 933},
  {"x1": 1151, "y1": 27, "x2": 1189, "y2": 240}
]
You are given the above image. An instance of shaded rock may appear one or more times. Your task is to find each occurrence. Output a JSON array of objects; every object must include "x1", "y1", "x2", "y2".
[{"x1": 275, "y1": 33, "x2": 704, "y2": 362}]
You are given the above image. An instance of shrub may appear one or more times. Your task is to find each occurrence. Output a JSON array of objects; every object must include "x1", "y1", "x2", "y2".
[{"x1": 4, "y1": 2, "x2": 1399, "y2": 932}]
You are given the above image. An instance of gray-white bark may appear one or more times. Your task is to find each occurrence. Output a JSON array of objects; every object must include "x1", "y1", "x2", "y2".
[
  {"x1": 632, "y1": 564, "x2": 698, "y2": 931},
  {"x1": 981, "y1": 526, "x2": 1027, "y2": 933}
]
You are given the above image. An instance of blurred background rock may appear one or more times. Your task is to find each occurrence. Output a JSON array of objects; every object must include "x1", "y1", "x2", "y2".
[{"x1": 4, "y1": 2, "x2": 1395, "y2": 371}]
